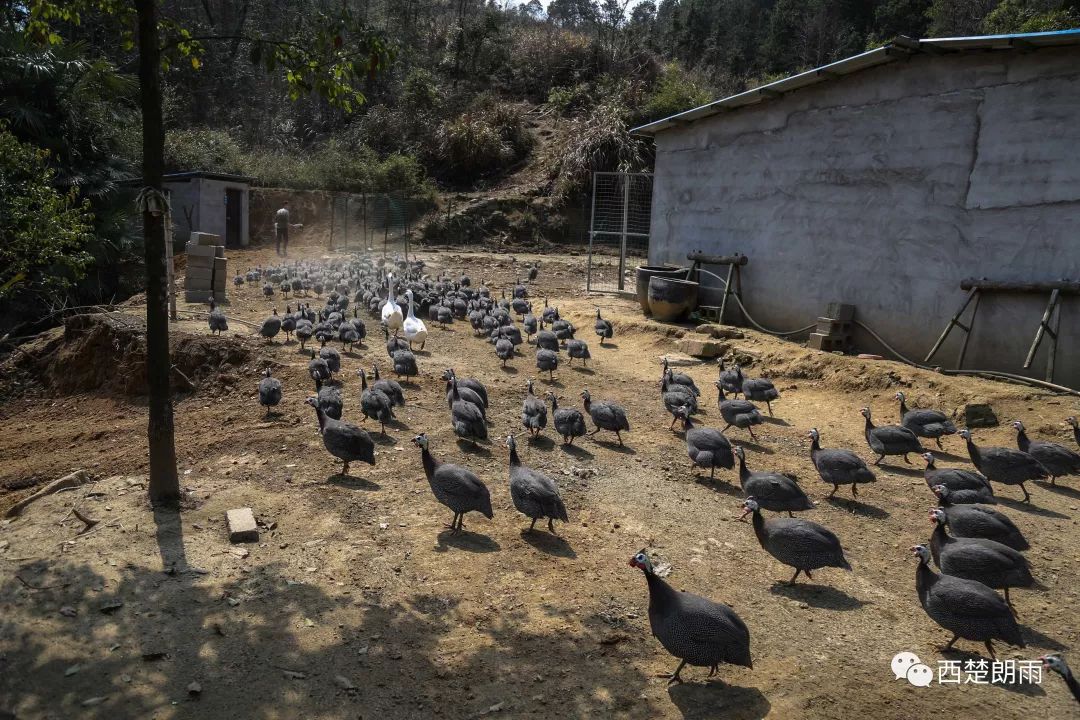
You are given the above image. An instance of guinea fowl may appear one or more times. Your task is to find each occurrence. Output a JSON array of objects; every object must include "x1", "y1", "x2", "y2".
[
  {"x1": 445, "y1": 377, "x2": 487, "y2": 420},
  {"x1": 581, "y1": 389, "x2": 630, "y2": 445},
  {"x1": 392, "y1": 348, "x2": 418, "y2": 379},
  {"x1": 1069, "y1": 416, "x2": 1080, "y2": 449},
  {"x1": 1012, "y1": 419, "x2": 1080, "y2": 485},
  {"x1": 911, "y1": 544, "x2": 1024, "y2": 660},
  {"x1": 450, "y1": 379, "x2": 487, "y2": 445},
  {"x1": 1042, "y1": 654, "x2": 1080, "y2": 704},
  {"x1": 304, "y1": 397, "x2": 375, "y2": 475},
  {"x1": 861, "y1": 407, "x2": 924, "y2": 465},
  {"x1": 594, "y1": 308, "x2": 613, "y2": 345},
  {"x1": 922, "y1": 452, "x2": 996, "y2": 504},
  {"x1": 280, "y1": 307, "x2": 296, "y2": 342},
  {"x1": 734, "y1": 366, "x2": 778, "y2": 415},
  {"x1": 895, "y1": 391, "x2": 957, "y2": 449},
  {"x1": 536, "y1": 348, "x2": 559, "y2": 381},
  {"x1": 735, "y1": 446, "x2": 812, "y2": 516},
  {"x1": 739, "y1": 498, "x2": 851, "y2": 584},
  {"x1": 808, "y1": 428, "x2": 876, "y2": 498},
  {"x1": 960, "y1": 429, "x2": 1047, "y2": 503},
  {"x1": 371, "y1": 364, "x2": 405, "y2": 407},
  {"x1": 662, "y1": 376, "x2": 696, "y2": 429},
  {"x1": 441, "y1": 369, "x2": 488, "y2": 408},
  {"x1": 208, "y1": 296, "x2": 228, "y2": 335},
  {"x1": 717, "y1": 360, "x2": 741, "y2": 398},
  {"x1": 259, "y1": 309, "x2": 281, "y2": 343},
  {"x1": 932, "y1": 486, "x2": 1028, "y2": 550},
  {"x1": 494, "y1": 337, "x2": 514, "y2": 366},
  {"x1": 295, "y1": 319, "x2": 313, "y2": 350},
  {"x1": 535, "y1": 320, "x2": 559, "y2": 352},
  {"x1": 358, "y1": 370, "x2": 393, "y2": 434},
  {"x1": 716, "y1": 385, "x2": 764, "y2": 439},
  {"x1": 928, "y1": 507, "x2": 1036, "y2": 613},
  {"x1": 258, "y1": 368, "x2": 282, "y2": 417},
  {"x1": 384, "y1": 324, "x2": 410, "y2": 356},
  {"x1": 314, "y1": 379, "x2": 343, "y2": 420},
  {"x1": 680, "y1": 412, "x2": 734, "y2": 479},
  {"x1": 412, "y1": 433, "x2": 493, "y2": 533},
  {"x1": 662, "y1": 358, "x2": 699, "y2": 396},
  {"x1": 319, "y1": 345, "x2": 341, "y2": 379},
  {"x1": 547, "y1": 392, "x2": 587, "y2": 445},
  {"x1": 521, "y1": 380, "x2": 547, "y2": 437},
  {"x1": 629, "y1": 549, "x2": 752, "y2": 685},
  {"x1": 566, "y1": 338, "x2": 591, "y2": 366},
  {"x1": 308, "y1": 349, "x2": 330, "y2": 384},
  {"x1": 506, "y1": 434, "x2": 568, "y2": 533}
]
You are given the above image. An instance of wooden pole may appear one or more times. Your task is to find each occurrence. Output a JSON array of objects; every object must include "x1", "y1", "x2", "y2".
[
  {"x1": 955, "y1": 290, "x2": 980, "y2": 369},
  {"x1": 924, "y1": 287, "x2": 978, "y2": 363},
  {"x1": 1024, "y1": 289, "x2": 1060, "y2": 370}
]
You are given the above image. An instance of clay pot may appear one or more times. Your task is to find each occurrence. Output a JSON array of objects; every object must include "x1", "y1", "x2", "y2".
[
  {"x1": 636, "y1": 265, "x2": 688, "y2": 313},
  {"x1": 648, "y1": 277, "x2": 699, "y2": 322}
]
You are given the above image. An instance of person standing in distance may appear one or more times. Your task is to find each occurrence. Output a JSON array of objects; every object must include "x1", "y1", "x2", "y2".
[{"x1": 275, "y1": 201, "x2": 292, "y2": 256}]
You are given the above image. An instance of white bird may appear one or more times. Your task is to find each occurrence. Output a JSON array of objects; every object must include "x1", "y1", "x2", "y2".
[
  {"x1": 380, "y1": 273, "x2": 404, "y2": 334},
  {"x1": 403, "y1": 289, "x2": 428, "y2": 350}
]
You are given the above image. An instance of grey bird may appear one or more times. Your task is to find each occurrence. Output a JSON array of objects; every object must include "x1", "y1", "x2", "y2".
[
  {"x1": 319, "y1": 345, "x2": 341, "y2": 378},
  {"x1": 1041, "y1": 654, "x2": 1080, "y2": 704},
  {"x1": 911, "y1": 544, "x2": 1024, "y2": 660},
  {"x1": 862, "y1": 407, "x2": 925, "y2": 465},
  {"x1": 808, "y1": 428, "x2": 876, "y2": 498},
  {"x1": 581, "y1": 389, "x2": 630, "y2": 445},
  {"x1": 208, "y1": 296, "x2": 228, "y2": 335},
  {"x1": 1012, "y1": 419, "x2": 1080, "y2": 485},
  {"x1": 922, "y1": 452, "x2": 995, "y2": 504},
  {"x1": 521, "y1": 380, "x2": 547, "y2": 437},
  {"x1": 258, "y1": 309, "x2": 281, "y2": 343},
  {"x1": 307, "y1": 349, "x2": 330, "y2": 384},
  {"x1": 960, "y1": 429, "x2": 1048, "y2": 503},
  {"x1": 412, "y1": 433, "x2": 493, "y2": 533},
  {"x1": 314, "y1": 378, "x2": 343, "y2": 420},
  {"x1": 547, "y1": 392, "x2": 586, "y2": 445},
  {"x1": 566, "y1": 338, "x2": 591, "y2": 366},
  {"x1": 1069, "y1": 416, "x2": 1080, "y2": 449},
  {"x1": 735, "y1": 446, "x2": 812, "y2": 516},
  {"x1": 258, "y1": 368, "x2": 281, "y2": 417},
  {"x1": 371, "y1": 364, "x2": 405, "y2": 407},
  {"x1": 594, "y1": 308, "x2": 613, "y2": 345},
  {"x1": 680, "y1": 412, "x2": 734, "y2": 479},
  {"x1": 716, "y1": 385, "x2": 764, "y2": 439},
  {"x1": 662, "y1": 376, "x2": 697, "y2": 429},
  {"x1": 896, "y1": 391, "x2": 957, "y2": 449},
  {"x1": 739, "y1": 497, "x2": 851, "y2": 584},
  {"x1": 662, "y1": 358, "x2": 699, "y2": 397},
  {"x1": 506, "y1": 434, "x2": 568, "y2": 533},
  {"x1": 358, "y1": 369, "x2": 394, "y2": 434},
  {"x1": 717, "y1": 359, "x2": 741, "y2": 398},
  {"x1": 304, "y1": 396, "x2": 374, "y2": 476},
  {"x1": 630, "y1": 549, "x2": 752, "y2": 685},
  {"x1": 444, "y1": 377, "x2": 486, "y2": 420},
  {"x1": 441, "y1": 369, "x2": 488, "y2": 408},
  {"x1": 535, "y1": 320, "x2": 559, "y2": 352},
  {"x1": 536, "y1": 348, "x2": 559, "y2": 381},
  {"x1": 450, "y1": 379, "x2": 487, "y2": 445},
  {"x1": 495, "y1": 337, "x2": 514, "y2": 366},
  {"x1": 734, "y1": 366, "x2": 778, "y2": 415},
  {"x1": 932, "y1": 485, "x2": 1028, "y2": 550},
  {"x1": 392, "y1": 348, "x2": 418, "y2": 379}
]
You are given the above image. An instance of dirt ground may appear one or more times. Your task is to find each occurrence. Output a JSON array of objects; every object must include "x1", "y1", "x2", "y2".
[{"x1": 1, "y1": 231, "x2": 1078, "y2": 720}]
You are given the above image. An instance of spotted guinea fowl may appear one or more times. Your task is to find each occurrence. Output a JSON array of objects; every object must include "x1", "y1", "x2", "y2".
[
  {"x1": 735, "y1": 446, "x2": 812, "y2": 516},
  {"x1": 258, "y1": 309, "x2": 281, "y2": 343},
  {"x1": 450, "y1": 379, "x2": 487, "y2": 445},
  {"x1": 922, "y1": 452, "x2": 995, "y2": 504},
  {"x1": 895, "y1": 391, "x2": 957, "y2": 449},
  {"x1": 547, "y1": 392, "x2": 587, "y2": 445},
  {"x1": 734, "y1": 366, "x2": 778, "y2": 415},
  {"x1": 358, "y1": 370, "x2": 393, "y2": 434},
  {"x1": 581, "y1": 389, "x2": 629, "y2": 445},
  {"x1": 717, "y1": 359, "x2": 741, "y2": 399},
  {"x1": 662, "y1": 371, "x2": 698, "y2": 413},
  {"x1": 1012, "y1": 419, "x2": 1080, "y2": 485},
  {"x1": 319, "y1": 345, "x2": 341, "y2": 379},
  {"x1": 412, "y1": 433, "x2": 492, "y2": 533},
  {"x1": 662, "y1": 376, "x2": 696, "y2": 430},
  {"x1": 594, "y1": 308, "x2": 613, "y2": 345},
  {"x1": 506, "y1": 434, "x2": 567, "y2": 533},
  {"x1": 535, "y1": 320, "x2": 559, "y2": 352},
  {"x1": 861, "y1": 407, "x2": 924, "y2": 465},
  {"x1": 392, "y1": 348, "x2": 418, "y2": 379},
  {"x1": 911, "y1": 544, "x2": 1024, "y2": 660},
  {"x1": 1069, "y1": 416, "x2": 1080, "y2": 449},
  {"x1": 662, "y1": 358, "x2": 699, "y2": 397},
  {"x1": 932, "y1": 486, "x2": 1028, "y2": 550},
  {"x1": 716, "y1": 385, "x2": 764, "y2": 439},
  {"x1": 308, "y1": 349, "x2": 330, "y2": 385},
  {"x1": 521, "y1": 380, "x2": 547, "y2": 437},
  {"x1": 1041, "y1": 654, "x2": 1080, "y2": 704},
  {"x1": 536, "y1": 348, "x2": 558, "y2": 381},
  {"x1": 629, "y1": 549, "x2": 752, "y2": 685},
  {"x1": 494, "y1": 337, "x2": 514, "y2": 366},
  {"x1": 371, "y1": 364, "x2": 405, "y2": 407},
  {"x1": 928, "y1": 507, "x2": 1036, "y2": 614},
  {"x1": 739, "y1": 497, "x2": 851, "y2": 584},
  {"x1": 208, "y1": 296, "x2": 228, "y2": 335},
  {"x1": 566, "y1": 338, "x2": 591, "y2": 366},
  {"x1": 960, "y1": 428, "x2": 1047, "y2": 503},
  {"x1": 304, "y1": 397, "x2": 375, "y2": 475},
  {"x1": 258, "y1": 368, "x2": 282, "y2": 416},
  {"x1": 441, "y1": 369, "x2": 487, "y2": 408},
  {"x1": 444, "y1": 376, "x2": 487, "y2": 420},
  {"x1": 280, "y1": 307, "x2": 296, "y2": 342},
  {"x1": 808, "y1": 428, "x2": 876, "y2": 498},
  {"x1": 314, "y1": 379, "x2": 343, "y2": 420},
  {"x1": 680, "y1": 412, "x2": 734, "y2": 479}
]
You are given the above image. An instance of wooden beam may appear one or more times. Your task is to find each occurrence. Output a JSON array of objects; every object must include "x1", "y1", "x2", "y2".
[
  {"x1": 686, "y1": 253, "x2": 749, "y2": 267},
  {"x1": 960, "y1": 279, "x2": 1080, "y2": 294}
]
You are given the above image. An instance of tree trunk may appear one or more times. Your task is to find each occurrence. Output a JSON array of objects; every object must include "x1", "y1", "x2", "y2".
[{"x1": 136, "y1": 0, "x2": 180, "y2": 506}]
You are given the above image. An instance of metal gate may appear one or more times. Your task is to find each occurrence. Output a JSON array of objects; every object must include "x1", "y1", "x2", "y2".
[
  {"x1": 586, "y1": 172, "x2": 653, "y2": 293},
  {"x1": 328, "y1": 192, "x2": 430, "y2": 257}
]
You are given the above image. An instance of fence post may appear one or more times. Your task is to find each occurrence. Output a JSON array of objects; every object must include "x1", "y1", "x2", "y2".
[
  {"x1": 404, "y1": 196, "x2": 410, "y2": 263},
  {"x1": 328, "y1": 194, "x2": 336, "y2": 250},
  {"x1": 343, "y1": 195, "x2": 350, "y2": 251},
  {"x1": 383, "y1": 195, "x2": 389, "y2": 258},
  {"x1": 618, "y1": 174, "x2": 630, "y2": 291}
]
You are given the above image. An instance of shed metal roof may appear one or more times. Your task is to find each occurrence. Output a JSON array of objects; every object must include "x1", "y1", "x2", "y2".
[
  {"x1": 163, "y1": 171, "x2": 255, "y2": 184},
  {"x1": 631, "y1": 29, "x2": 1080, "y2": 136}
]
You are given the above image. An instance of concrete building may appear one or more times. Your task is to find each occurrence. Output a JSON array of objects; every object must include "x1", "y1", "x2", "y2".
[
  {"x1": 163, "y1": 172, "x2": 253, "y2": 249},
  {"x1": 633, "y1": 30, "x2": 1080, "y2": 388}
]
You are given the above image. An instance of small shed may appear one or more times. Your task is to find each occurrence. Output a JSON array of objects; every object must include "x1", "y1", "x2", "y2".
[{"x1": 163, "y1": 171, "x2": 253, "y2": 249}]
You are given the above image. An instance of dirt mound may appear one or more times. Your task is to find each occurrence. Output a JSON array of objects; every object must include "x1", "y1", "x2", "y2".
[{"x1": 3, "y1": 312, "x2": 253, "y2": 397}]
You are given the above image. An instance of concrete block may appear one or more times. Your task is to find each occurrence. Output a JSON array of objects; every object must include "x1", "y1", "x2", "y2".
[
  {"x1": 184, "y1": 290, "x2": 214, "y2": 303},
  {"x1": 213, "y1": 257, "x2": 228, "y2": 273},
  {"x1": 215, "y1": 245, "x2": 226, "y2": 258},
  {"x1": 226, "y1": 508, "x2": 258, "y2": 543},
  {"x1": 962, "y1": 403, "x2": 998, "y2": 429},
  {"x1": 658, "y1": 353, "x2": 701, "y2": 367},
  {"x1": 186, "y1": 267, "x2": 213, "y2": 282},
  {"x1": 185, "y1": 243, "x2": 218, "y2": 258},
  {"x1": 186, "y1": 255, "x2": 215, "y2": 268},
  {"x1": 676, "y1": 334, "x2": 728, "y2": 358},
  {"x1": 694, "y1": 324, "x2": 745, "y2": 340},
  {"x1": 191, "y1": 232, "x2": 221, "y2": 246}
]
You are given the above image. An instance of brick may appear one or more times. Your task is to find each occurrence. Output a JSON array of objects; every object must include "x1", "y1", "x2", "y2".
[
  {"x1": 186, "y1": 269, "x2": 213, "y2": 283},
  {"x1": 675, "y1": 334, "x2": 728, "y2": 358},
  {"x1": 187, "y1": 255, "x2": 215, "y2": 268},
  {"x1": 184, "y1": 289, "x2": 214, "y2": 303},
  {"x1": 185, "y1": 243, "x2": 218, "y2": 258},
  {"x1": 191, "y1": 232, "x2": 221, "y2": 246},
  {"x1": 226, "y1": 508, "x2": 258, "y2": 543},
  {"x1": 963, "y1": 403, "x2": 998, "y2": 429},
  {"x1": 215, "y1": 246, "x2": 226, "y2": 258}
]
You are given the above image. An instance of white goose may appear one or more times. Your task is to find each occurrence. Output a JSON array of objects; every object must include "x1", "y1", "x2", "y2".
[
  {"x1": 380, "y1": 273, "x2": 404, "y2": 334},
  {"x1": 403, "y1": 289, "x2": 428, "y2": 350}
]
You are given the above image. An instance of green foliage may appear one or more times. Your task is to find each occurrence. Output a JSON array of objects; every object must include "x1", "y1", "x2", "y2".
[
  {"x1": 636, "y1": 63, "x2": 712, "y2": 124},
  {"x1": 0, "y1": 126, "x2": 94, "y2": 298},
  {"x1": 164, "y1": 128, "x2": 245, "y2": 175},
  {"x1": 435, "y1": 101, "x2": 533, "y2": 182},
  {"x1": 550, "y1": 100, "x2": 648, "y2": 199},
  {"x1": 982, "y1": 0, "x2": 1080, "y2": 32}
]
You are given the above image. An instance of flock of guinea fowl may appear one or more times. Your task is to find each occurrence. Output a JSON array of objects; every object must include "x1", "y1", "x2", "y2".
[{"x1": 205, "y1": 252, "x2": 1079, "y2": 702}]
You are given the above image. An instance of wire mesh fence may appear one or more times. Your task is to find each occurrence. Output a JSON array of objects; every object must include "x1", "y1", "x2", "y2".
[
  {"x1": 586, "y1": 172, "x2": 653, "y2": 293},
  {"x1": 328, "y1": 193, "x2": 434, "y2": 257}
]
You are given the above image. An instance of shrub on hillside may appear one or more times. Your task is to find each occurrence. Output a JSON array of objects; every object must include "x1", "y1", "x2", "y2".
[
  {"x1": 435, "y1": 102, "x2": 533, "y2": 182},
  {"x1": 164, "y1": 128, "x2": 245, "y2": 175},
  {"x1": 498, "y1": 26, "x2": 598, "y2": 99},
  {"x1": 549, "y1": 100, "x2": 649, "y2": 200}
]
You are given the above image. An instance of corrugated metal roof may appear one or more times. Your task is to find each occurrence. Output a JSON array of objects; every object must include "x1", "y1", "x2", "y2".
[
  {"x1": 631, "y1": 29, "x2": 1080, "y2": 135},
  {"x1": 163, "y1": 171, "x2": 255, "y2": 183}
]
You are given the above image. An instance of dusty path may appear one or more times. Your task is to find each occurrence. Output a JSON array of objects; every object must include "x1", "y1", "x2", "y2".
[{"x1": 1, "y1": 235, "x2": 1078, "y2": 719}]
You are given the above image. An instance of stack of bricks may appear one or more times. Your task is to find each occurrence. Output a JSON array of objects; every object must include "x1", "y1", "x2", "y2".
[
  {"x1": 184, "y1": 232, "x2": 226, "y2": 303},
  {"x1": 808, "y1": 302, "x2": 854, "y2": 352}
]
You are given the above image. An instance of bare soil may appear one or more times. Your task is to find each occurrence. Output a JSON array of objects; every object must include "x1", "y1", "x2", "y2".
[{"x1": 1, "y1": 232, "x2": 1078, "y2": 720}]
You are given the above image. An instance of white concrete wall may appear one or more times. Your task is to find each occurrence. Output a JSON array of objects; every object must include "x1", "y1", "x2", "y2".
[
  {"x1": 198, "y1": 178, "x2": 250, "y2": 247},
  {"x1": 648, "y1": 46, "x2": 1080, "y2": 387},
  {"x1": 165, "y1": 180, "x2": 200, "y2": 242}
]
